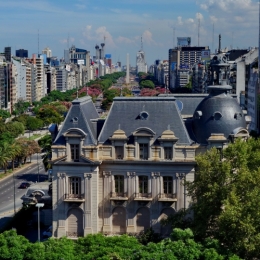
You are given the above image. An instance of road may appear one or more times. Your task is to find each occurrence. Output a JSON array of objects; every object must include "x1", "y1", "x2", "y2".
[{"x1": 0, "y1": 159, "x2": 47, "y2": 217}]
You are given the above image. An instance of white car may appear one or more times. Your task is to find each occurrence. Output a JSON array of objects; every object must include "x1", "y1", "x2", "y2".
[{"x1": 43, "y1": 226, "x2": 52, "y2": 238}]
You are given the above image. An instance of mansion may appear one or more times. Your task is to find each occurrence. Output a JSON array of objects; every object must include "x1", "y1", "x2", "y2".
[{"x1": 50, "y1": 86, "x2": 249, "y2": 238}]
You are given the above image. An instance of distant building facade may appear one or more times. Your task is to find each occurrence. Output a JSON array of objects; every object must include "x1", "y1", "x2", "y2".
[{"x1": 16, "y1": 49, "x2": 28, "y2": 58}]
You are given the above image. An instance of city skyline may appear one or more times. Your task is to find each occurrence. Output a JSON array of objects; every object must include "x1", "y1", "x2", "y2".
[{"x1": 0, "y1": 0, "x2": 258, "y2": 66}]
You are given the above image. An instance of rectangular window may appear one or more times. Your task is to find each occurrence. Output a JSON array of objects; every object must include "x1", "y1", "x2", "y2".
[
  {"x1": 164, "y1": 147, "x2": 172, "y2": 160},
  {"x1": 69, "y1": 177, "x2": 81, "y2": 195},
  {"x1": 71, "y1": 144, "x2": 79, "y2": 161},
  {"x1": 114, "y1": 175, "x2": 124, "y2": 194},
  {"x1": 139, "y1": 176, "x2": 148, "y2": 193},
  {"x1": 139, "y1": 143, "x2": 148, "y2": 160},
  {"x1": 115, "y1": 146, "x2": 123, "y2": 159},
  {"x1": 163, "y1": 176, "x2": 173, "y2": 194}
]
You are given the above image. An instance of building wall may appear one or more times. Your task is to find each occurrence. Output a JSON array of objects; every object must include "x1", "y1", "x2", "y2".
[{"x1": 51, "y1": 138, "x2": 196, "y2": 237}]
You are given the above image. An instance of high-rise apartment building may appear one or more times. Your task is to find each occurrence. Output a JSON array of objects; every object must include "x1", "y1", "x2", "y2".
[
  {"x1": 4, "y1": 47, "x2": 11, "y2": 62},
  {"x1": 16, "y1": 49, "x2": 28, "y2": 58},
  {"x1": 136, "y1": 50, "x2": 147, "y2": 74},
  {"x1": 42, "y1": 47, "x2": 52, "y2": 58},
  {"x1": 169, "y1": 46, "x2": 209, "y2": 89}
]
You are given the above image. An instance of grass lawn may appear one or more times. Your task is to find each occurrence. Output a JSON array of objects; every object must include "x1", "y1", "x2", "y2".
[{"x1": 28, "y1": 134, "x2": 42, "y2": 140}]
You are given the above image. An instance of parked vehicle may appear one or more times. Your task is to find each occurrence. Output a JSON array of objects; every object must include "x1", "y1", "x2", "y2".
[
  {"x1": 43, "y1": 226, "x2": 52, "y2": 238},
  {"x1": 19, "y1": 182, "x2": 30, "y2": 189}
]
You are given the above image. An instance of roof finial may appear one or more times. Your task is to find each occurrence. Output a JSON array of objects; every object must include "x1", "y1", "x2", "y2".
[
  {"x1": 76, "y1": 88, "x2": 79, "y2": 99},
  {"x1": 118, "y1": 124, "x2": 121, "y2": 130},
  {"x1": 168, "y1": 124, "x2": 171, "y2": 130}
]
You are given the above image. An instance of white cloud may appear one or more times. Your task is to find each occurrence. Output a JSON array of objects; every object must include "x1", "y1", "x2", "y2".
[
  {"x1": 82, "y1": 25, "x2": 117, "y2": 48},
  {"x1": 177, "y1": 16, "x2": 183, "y2": 25},
  {"x1": 116, "y1": 36, "x2": 135, "y2": 44},
  {"x1": 60, "y1": 37, "x2": 75, "y2": 44},
  {"x1": 142, "y1": 30, "x2": 156, "y2": 45}
]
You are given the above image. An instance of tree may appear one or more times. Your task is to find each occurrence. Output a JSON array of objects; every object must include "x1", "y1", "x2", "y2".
[
  {"x1": 186, "y1": 138, "x2": 260, "y2": 259},
  {"x1": 139, "y1": 80, "x2": 155, "y2": 89},
  {"x1": 26, "y1": 117, "x2": 43, "y2": 132},
  {"x1": 38, "y1": 135, "x2": 52, "y2": 171},
  {"x1": 36, "y1": 105, "x2": 63, "y2": 126},
  {"x1": 0, "y1": 230, "x2": 30, "y2": 260},
  {"x1": 0, "y1": 142, "x2": 11, "y2": 173},
  {"x1": 0, "y1": 109, "x2": 11, "y2": 121},
  {"x1": 9, "y1": 141, "x2": 22, "y2": 170},
  {"x1": 14, "y1": 99, "x2": 30, "y2": 115},
  {"x1": 16, "y1": 138, "x2": 41, "y2": 164}
]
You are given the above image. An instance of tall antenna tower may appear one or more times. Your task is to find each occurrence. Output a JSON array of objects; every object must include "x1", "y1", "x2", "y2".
[
  {"x1": 38, "y1": 29, "x2": 39, "y2": 55},
  {"x1": 68, "y1": 33, "x2": 70, "y2": 49},
  {"x1": 141, "y1": 36, "x2": 143, "y2": 51},
  {"x1": 198, "y1": 17, "x2": 200, "y2": 46},
  {"x1": 212, "y1": 23, "x2": 215, "y2": 53},
  {"x1": 231, "y1": 32, "x2": 234, "y2": 50},
  {"x1": 173, "y1": 27, "x2": 175, "y2": 48}
]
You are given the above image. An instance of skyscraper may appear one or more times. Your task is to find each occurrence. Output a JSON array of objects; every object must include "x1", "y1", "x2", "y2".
[
  {"x1": 16, "y1": 49, "x2": 28, "y2": 58},
  {"x1": 4, "y1": 47, "x2": 11, "y2": 62}
]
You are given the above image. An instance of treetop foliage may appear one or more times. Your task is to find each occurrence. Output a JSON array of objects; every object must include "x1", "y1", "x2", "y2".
[
  {"x1": 186, "y1": 138, "x2": 260, "y2": 259},
  {"x1": 0, "y1": 229, "x2": 240, "y2": 259}
]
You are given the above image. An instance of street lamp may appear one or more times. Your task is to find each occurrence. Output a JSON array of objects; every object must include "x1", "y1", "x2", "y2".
[
  {"x1": 13, "y1": 173, "x2": 16, "y2": 214},
  {"x1": 37, "y1": 153, "x2": 40, "y2": 182},
  {"x1": 35, "y1": 203, "x2": 44, "y2": 242}
]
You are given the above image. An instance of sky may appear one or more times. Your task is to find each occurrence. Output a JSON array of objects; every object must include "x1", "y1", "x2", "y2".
[{"x1": 0, "y1": 0, "x2": 259, "y2": 66}]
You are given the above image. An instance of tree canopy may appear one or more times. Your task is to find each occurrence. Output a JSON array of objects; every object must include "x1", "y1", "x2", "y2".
[
  {"x1": 0, "y1": 229, "x2": 240, "y2": 259},
  {"x1": 186, "y1": 138, "x2": 260, "y2": 259}
]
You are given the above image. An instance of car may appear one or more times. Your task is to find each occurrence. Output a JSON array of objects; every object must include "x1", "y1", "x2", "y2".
[
  {"x1": 19, "y1": 182, "x2": 30, "y2": 189},
  {"x1": 43, "y1": 226, "x2": 52, "y2": 238}
]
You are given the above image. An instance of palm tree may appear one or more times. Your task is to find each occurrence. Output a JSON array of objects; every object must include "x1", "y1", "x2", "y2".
[
  {"x1": 10, "y1": 141, "x2": 22, "y2": 170},
  {"x1": 0, "y1": 142, "x2": 12, "y2": 173}
]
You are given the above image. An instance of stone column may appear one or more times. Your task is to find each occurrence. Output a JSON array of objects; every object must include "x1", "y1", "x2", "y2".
[
  {"x1": 134, "y1": 137, "x2": 138, "y2": 159},
  {"x1": 126, "y1": 172, "x2": 136, "y2": 232},
  {"x1": 151, "y1": 172, "x2": 160, "y2": 232},
  {"x1": 102, "y1": 171, "x2": 111, "y2": 233},
  {"x1": 111, "y1": 175, "x2": 115, "y2": 194},
  {"x1": 176, "y1": 173, "x2": 185, "y2": 210},
  {"x1": 57, "y1": 172, "x2": 66, "y2": 237},
  {"x1": 84, "y1": 173, "x2": 92, "y2": 235},
  {"x1": 151, "y1": 172, "x2": 160, "y2": 197},
  {"x1": 65, "y1": 137, "x2": 71, "y2": 161}
]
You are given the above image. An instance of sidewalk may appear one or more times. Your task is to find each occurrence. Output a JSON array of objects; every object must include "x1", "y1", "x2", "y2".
[{"x1": 22, "y1": 128, "x2": 49, "y2": 141}]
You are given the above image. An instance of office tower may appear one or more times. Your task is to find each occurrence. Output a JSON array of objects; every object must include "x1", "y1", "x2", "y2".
[
  {"x1": 4, "y1": 47, "x2": 11, "y2": 62},
  {"x1": 16, "y1": 49, "x2": 28, "y2": 58}
]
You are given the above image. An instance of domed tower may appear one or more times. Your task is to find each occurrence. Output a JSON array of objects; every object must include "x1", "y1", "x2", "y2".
[{"x1": 192, "y1": 85, "x2": 248, "y2": 145}]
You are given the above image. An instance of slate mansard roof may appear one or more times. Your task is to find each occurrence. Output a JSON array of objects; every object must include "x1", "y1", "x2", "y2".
[
  {"x1": 98, "y1": 96, "x2": 192, "y2": 145},
  {"x1": 53, "y1": 96, "x2": 99, "y2": 146}
]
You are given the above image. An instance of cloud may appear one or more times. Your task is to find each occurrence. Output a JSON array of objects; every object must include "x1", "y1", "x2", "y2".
[
  {"x1": 60, "y1": 37, "x2": 75, "y2": 44},
  {"x1": 177, "y1": 16, "x2": 183, "y2": 25},
  {"x1": 199, "y1": 0, "x2": 255, "y2": 13},
  {"x1": 82, "y1": 25, "x2": 117, "y2": 48},
  {"x1": 116, "y1": 36, "x2": 135, "y2": 44},
  {"x1": 142, "y1": 30, "x2": 156, "y2": 45}
]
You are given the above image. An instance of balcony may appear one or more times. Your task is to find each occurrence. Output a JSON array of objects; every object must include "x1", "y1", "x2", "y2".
[
  {"x1": 134, "y1": 192, "x2": 152, "y2": 201},
  {"x1": 110, "y1": 192, "x2": 128, "y2": 201},
  {"x1": 66, "y1": 231, "x2": 84, "y2": 238},
  {"x1": 158, "y1": 193, "x2": 177, "y2": 202},
  {"x1": 64, "y1": 193, "x2": 85, "y2": 202}
]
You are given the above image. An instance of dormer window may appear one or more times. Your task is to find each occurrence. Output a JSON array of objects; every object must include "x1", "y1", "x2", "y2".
[
  {"x1": 115, "y1": 146, "x2": 123, "y2": 159},
  {"x1": 213, "y1": 111, "x2": 222, "y2": 120},
  {"x1": 139, "y1": 143, "x2": 148, "y2": 160},
  {"x1": 71, "y1": 144, "x2": 79, "y2": 162},
  {"x1": 140, "y1": 111, "x2": 149, "y2": 120}
]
